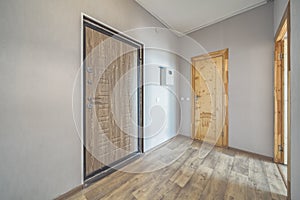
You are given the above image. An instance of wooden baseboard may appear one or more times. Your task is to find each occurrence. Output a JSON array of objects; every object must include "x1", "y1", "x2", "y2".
[
  {"x1": 191, "y1": 138, "x2": 273, "y2": 162},
  {"x1": 144, "y1": 135, "x2": 179, "y2": 153},
  {"x1": 227, "y1": 146, "x2": 273, "y2": 162},
  {"x1": 54, "y1": 184, "x2": 83, "y2": 200},
  {"x1": 287, "y1": 180, "x2": 291, "y2": 200}
]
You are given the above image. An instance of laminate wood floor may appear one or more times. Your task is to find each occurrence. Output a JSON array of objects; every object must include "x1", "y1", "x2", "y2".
[
  {"x1": 66, "y1": 136, "x2": 287, "y2": 200},
  {"x1": 277, "y1": 164, "x2": 287, "y2": 187}
]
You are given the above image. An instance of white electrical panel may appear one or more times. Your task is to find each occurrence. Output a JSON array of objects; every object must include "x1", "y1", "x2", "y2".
[
  {"x1": 166, "y1": 68, "x2": 174, "y2": 85},
  {"x1": 160, "y1": 66, "x2": 174, "y2": 86}
]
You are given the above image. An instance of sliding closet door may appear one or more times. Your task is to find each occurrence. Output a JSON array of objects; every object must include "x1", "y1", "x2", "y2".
[{"x1": 83, "y1": 17, "x2": 143, "y2": 180}]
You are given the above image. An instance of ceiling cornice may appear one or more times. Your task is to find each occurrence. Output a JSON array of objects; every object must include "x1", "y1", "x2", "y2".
[{"x1": 135, "y1": 0, "x2": 270, "y2": 36}]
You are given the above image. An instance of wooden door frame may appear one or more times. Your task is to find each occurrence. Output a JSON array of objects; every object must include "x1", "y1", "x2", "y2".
[
  {"x1": 274, "y1": 2, "x2": 291, "y2": 199},
  {"x1": 274, "y1": 39, "x2": 285, "y2": 163},
  {"x1": 191, "y1": 48, "x2": 229, "y2": 147}
]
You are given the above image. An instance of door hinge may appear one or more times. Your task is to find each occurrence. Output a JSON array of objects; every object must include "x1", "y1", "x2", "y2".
[
  {"x1": 278, "y1": 144, "x2": 284, "y2": 152},
  {"x1": 278, "y1": 53, "x2": 284, "y2": 60}
]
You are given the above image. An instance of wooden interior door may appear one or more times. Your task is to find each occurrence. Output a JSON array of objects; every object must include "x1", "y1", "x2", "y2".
[
  {"x1": 274, "y1": 3, "x2": 290, "y2": 197},
  {"x1": 274, "y1": 40, "x2": 285, "y2": 163},
  {"x1": 192, "y1": 49, "x2": 228, "y2": 147},
  {"x1": 83, "y1": 17, "x2": 143, "y2": 180}
]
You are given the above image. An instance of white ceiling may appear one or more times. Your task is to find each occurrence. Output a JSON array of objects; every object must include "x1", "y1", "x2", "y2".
[{"x1": 135, "y1": 0, "x2": 269, "y2": 35}]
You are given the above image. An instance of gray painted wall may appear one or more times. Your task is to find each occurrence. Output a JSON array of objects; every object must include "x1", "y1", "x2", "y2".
[
  {"x1": 143, "y1": 50, "x2": 180, "y2": 151},
  {"x1": 290, "y1": 1, "x2": 300, "y2": 199},
  {"x1": 178, "y1": 3, "x2": 274, "y2": 157},
  {"x1": 0, "y1": 0, "x2": 179, "y2": 199},
  {"x1": 127, "y1": 28, "x2": 180, "y2": 152},
  {"x1": 274, "y1": 0, "x2": 289, "y2": 35}
]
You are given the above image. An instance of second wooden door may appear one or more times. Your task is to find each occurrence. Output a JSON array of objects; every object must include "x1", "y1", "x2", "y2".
[{"x1": 192, "y1": 49, "x2": 228, "y2": 147}]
